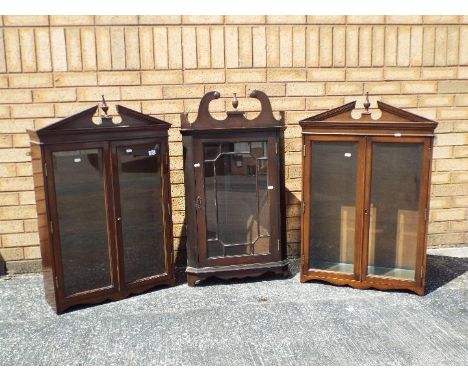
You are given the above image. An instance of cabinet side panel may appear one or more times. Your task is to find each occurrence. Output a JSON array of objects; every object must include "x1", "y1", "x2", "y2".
[
  {"x1": 182, "y1": 135, "x2": 198, "y2": 268},
  {"x1": 31, "y1": 143, "x2": 57, "y2": 311}
]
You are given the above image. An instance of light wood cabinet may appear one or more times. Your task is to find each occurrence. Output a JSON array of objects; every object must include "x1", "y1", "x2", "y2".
[{"x1": 299, "y1": 98, "x2": 437, "y2": 295}]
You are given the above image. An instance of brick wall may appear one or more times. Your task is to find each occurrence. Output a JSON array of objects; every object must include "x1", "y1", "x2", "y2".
[{"x1": 0, "y1": 15, "x2": 467, "y2": 272}]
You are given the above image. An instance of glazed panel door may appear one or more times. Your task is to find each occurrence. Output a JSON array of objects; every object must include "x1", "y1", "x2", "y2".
[
  {"x1": 111, "y1": 139, "x2": 172, "y2": 287},
  {"x1": 46, "y1": 141, "x2": 118, "y2": 301},
  {"x1": 362, "y1": 137, "x2": 431, "y2": 287},
  {"x1": 302, "y1": 136, "x2": 366, "y2": 280},
  {"x1": 195, "y1": 135, "x2": 280, "y2": 267}
]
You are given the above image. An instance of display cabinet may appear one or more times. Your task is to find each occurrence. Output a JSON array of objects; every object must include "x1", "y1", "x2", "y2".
[
  {"x1": 181, "y1": 91, "x2": 289, "y2": 286},
  {"x1": 28, "y1": 99, "x2": 174, "y2": 313},
  {"x1": 299, "y1": 96, "x2": 437, "y2": 295}
]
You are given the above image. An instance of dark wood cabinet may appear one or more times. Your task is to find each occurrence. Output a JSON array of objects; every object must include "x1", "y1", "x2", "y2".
[
  {"x1": 181, "y1": 91, "x2": 289, "y2": 286},
  {"x1": 28, "y1": 102, "x2": 174, "y2": 313},
  {"x1": 299, "y1": 98, "x2": 437, "y2": 295}
]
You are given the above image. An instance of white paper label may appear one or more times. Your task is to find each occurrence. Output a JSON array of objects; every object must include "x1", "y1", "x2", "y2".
[
  {"x1": 126, "y1": 148, "x2": 133, "y2": 153},
  {"x1": 74, "y1": 158, "x2": 81, "y2": 163},
  {"x1": 148, "y1": 149, "x2": 156, "y2": 156},
  {"x1": 344, "y1": 153, "x2": 352, "y2": 157}
]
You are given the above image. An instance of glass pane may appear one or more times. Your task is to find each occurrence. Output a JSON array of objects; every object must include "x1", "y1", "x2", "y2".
[
  {"x1": 204, "y1": 162, "x2": 217, "y2": 240},
  {"x1": 225, "y1": 244, "x2": 251, "y2": 256},
  {"x1": 367, "y1": 143, "x2": 423, "y2": 280},
  {"x1": 309, "y1": 141, "x2": 358, "y2": 273},
  {"x1": 257, "y1": 159, "x2": 270, "y2": 237},
  {"x1": 207, "y1": 240, "x2": 223, "y2": 258},
  {"x1": 250, "y1": 141, "x2": 267, "y2": 158},
  {"x1": 53, "y1": 149, "x2": 111, "y2": 296},
  {"x1": 204, "y1": 141, "x2": 270, "y2": 258},
  {"x1": 117, "y1": 143, "x2": 166, "y2": 283},
  {"x1": 217, "y1": 153, "x2": 257, "y2": 245},
  {"x1": 204, "y1": 144, "x2": 220, "y2": 160},
  {"x1": 254, "y1": 236, "x2": 270, "y2": 254}
]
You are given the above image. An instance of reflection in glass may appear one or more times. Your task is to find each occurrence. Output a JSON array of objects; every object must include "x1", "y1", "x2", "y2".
[
  {"x1": 309, "y1": 141, "x2": 358, "y2": 273},
  {"x1": 53, "y1": 149, "x2": 111, "y2": 296},
  {"x1": 118, "y1": 143, "x2": 165, "y2": 283},
  {"x1": 204, "y1": 141, "x2": 270, "y2": 258},
  {"x1": 367, "y1": 143, "x2": 423, "y2": 280},
  {"x1": 258, "y1": 159, "x2": 269, "y2": 236},
  {"x1": 204, "y1": 161, "x2": 216, "y2": 239}
]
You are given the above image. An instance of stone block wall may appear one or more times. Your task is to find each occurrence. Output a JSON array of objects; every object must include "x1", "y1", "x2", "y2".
[{"x1": 0, "y1": 15, "x2": 467, "y2": 272}]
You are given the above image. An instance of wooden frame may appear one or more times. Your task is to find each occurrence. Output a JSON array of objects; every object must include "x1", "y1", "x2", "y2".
[
  {"x1": 28, "y1": 104, "x2": 174, "y2": 313},
  {"x1": 299, "y1": 100, "x2": 437, "y2": 295},
  {"x1": 181, "y1": 90, "x2": 289, "y2": 286}
]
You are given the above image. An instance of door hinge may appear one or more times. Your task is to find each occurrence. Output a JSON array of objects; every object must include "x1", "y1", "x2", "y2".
[
  {"x1": 44, "y1": 162, "x2": 48, "y2": 177},
  {"x1": 277, "y1": 239, "x2": 280, "y2": 251},
  {"x1": 424, "y1": 208, "x2": 428, "y2": 221},
  {"x1": 275, "y1": 142, "x2": 278, "y2": 155},
  {"x1": 421, "y1": 268, "x2": 424, "y2": 279},
  {"x1": 49, "y1": 220, "x2": 54, "y2": 235},
  {"x1": 303, "y1": 144, "x2": 306, "y2": 157},
  {"x1": 167, "y1": 202, "x2": 171, "y2": 216},
  {"x1": 54, "y1": 275, "x2": 59, "y2": 289},
  {"x1": 302, "y1": 201, "x2": 306, "y2": 214}
]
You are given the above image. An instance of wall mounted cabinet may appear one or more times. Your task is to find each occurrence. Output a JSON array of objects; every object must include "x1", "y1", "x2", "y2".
[
  {"x1": 181, "y1": 91, "x2": 289, "y2": 286},
  {"x1": 299, "y1": 99, "x2": 437, "y2": 295},
  {"x1": 28, "y1": 103, "x2": 174, "y2": 313}
]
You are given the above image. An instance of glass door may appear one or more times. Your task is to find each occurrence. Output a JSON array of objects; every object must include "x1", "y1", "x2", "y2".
[
  {"x1": 362, "y1": 137, "x2": 430, "y2": 285},
  {"x1": 303, "y1": 136, "x2": 366, "y2": 279},
  {"x1": 47, "y1": 142, "x2": 117, "y2": 299},
  {"x1": 196, "y1": 137, "x2": 279, "y2": 267},
  {"x1": 112, "y1": 139, "x2": 170, "y2": 285}
]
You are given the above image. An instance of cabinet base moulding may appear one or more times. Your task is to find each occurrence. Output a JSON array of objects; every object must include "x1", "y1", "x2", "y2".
[
  {"x1": 186, "y1": 260, "x2": 290, "y2": 287},
  {"x1": 56, "y1": 276, "x2": 175, "y2": 314},
  {"x1": 300, "y1": 273, "x2": 425, "y2": 296}
]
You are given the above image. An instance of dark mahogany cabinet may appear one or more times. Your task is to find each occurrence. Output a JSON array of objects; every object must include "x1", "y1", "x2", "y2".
[
  {"x1": 181, "y1": 91, "x2": 289, "y2": 286},
  {"x1": 299, "y1": 98, "x2": 437, "y2": 295},
  {"x1": 28, "y1": 102, "x2": 174, "y2": 313}
]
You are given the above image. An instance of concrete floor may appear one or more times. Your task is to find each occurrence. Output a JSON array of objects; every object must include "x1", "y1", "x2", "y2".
[{"x1": 0, "y1": 249, "x2": 467, "y2": 366}]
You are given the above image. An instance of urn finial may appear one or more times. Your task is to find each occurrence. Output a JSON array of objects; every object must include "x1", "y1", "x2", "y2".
[
  {"x1": 363, "y1": 92, "x2": 371, "y2": 115},
  {"x1": 232, "y1": 93, "x2": 239, "y2": 110},
  {"x1": 100, "y1": 95, "x2": 112, "y2": 121}
]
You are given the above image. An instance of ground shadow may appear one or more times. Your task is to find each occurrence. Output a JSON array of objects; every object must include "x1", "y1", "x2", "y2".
[
  {"x1": 0, "y1": 253, "x2": 5, "y2": 276},
  {"x1": 425, "y1": 254, "x2": 468, "y2": 294},
  {"x1": 183, "y1": 269, "x2": 294, "y2": 288},
  {"x1": 298, "y1": 254, "x2": 467, "y2": 295},
  {"x1": 62, "y1": 282, "x2": 175, "y2": 314},
  {"x1": 174, "y1": 219, "x2": 188, "y2": 286}
]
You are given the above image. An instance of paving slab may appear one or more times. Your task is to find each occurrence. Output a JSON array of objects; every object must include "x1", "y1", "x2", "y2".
[{"x1": 0, "y1": 250, "x2": 467, "y2": 366}]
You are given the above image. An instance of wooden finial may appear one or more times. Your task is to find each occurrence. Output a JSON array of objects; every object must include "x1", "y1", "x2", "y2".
[
  {"x1": 232, "y1": 93, "x2": 239, "y2": 110},
  {"x1": 101, "y1": 95, "x2": 112, "y2": 120},
  {"x1": 363, "y1": 92, "x2": 371, "y2": 115}
]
